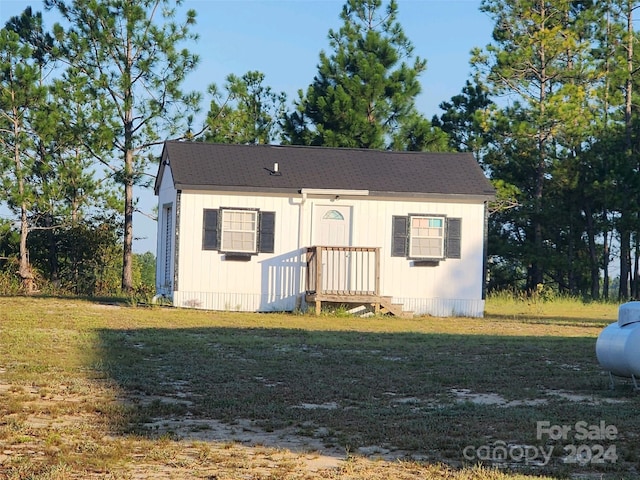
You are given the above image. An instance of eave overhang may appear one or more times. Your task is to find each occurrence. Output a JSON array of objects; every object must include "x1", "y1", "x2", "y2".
[{"x1": 174, "y1": 183, "x2": 496, "y2": 203}]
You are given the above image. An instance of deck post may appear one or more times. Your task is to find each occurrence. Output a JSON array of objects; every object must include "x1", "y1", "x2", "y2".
[
  {"x1": 374, "y1": 247, "x2": 380, "y2": 296},
  {"x1": 315, "y1": 247, "x2": 323, "y2": 296}
]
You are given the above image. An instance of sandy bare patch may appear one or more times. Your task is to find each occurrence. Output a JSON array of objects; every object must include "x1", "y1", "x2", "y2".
[
  {"x1": 545, "y1": 389, "x2": 627, "y2": 405},
  {"x1": 450, "y1": 387, "x2": 628, "y2": 408},
  {"x1": 294, "y1": 401, "x2": 339, "y2": 410},
  {"x1": 142, "y1": 416, "x2": 344, "y2": 470},
  {"x1": 451, "y1": 388, "x2": 547, "y2": 407}
]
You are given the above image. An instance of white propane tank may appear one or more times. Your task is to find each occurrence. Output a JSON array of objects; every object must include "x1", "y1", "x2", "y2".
[
  {"x1": 596, "y1": 322, "x2": 640, "y2": 377},
  {"x1": 596, "y1": 302, "x2": 640, "y2": 378},
  {"x1": 618, "y1": 301, "x2": 640, "y2": 326}
]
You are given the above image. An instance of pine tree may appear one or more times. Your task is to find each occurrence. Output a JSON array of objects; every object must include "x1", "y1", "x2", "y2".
[
  {"x1": 473, "y1": 0, "x2": 599, "y2": 292},
  {"x1": 0, "y1": 10, "x2": 52, "y2": 292},
  {"x1": 281, "y1": 0, "x2": 427, "y2": 149},
  {"x1": 45, "y1": 0, "x2": 200, "y2": 292},
  {"x1": 204, "y1": 71, "x2": 286, "y2": 145},
  {"x1": 432, "y1": 80, "x2": 494, "y2": 156}
]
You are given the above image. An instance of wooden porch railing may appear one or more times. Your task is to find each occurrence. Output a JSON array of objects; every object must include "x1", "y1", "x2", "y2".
[{"x1": 306, "y1": 246, "x2": 380, "y2": 297}]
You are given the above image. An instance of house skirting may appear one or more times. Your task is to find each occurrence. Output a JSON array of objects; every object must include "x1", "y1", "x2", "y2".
[
  {"x1": 395, "y1": 297, "x2": 485, "y2": 318},
  {"x1": 172, "y1": 291, "x2": 300, "y2": 312},
  {"x1": 170, "y1": 291, "x2": 485, "y2": 317}
]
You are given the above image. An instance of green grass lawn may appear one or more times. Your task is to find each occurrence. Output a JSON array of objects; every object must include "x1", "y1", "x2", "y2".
[{"x1": 0, "y1": 296, "x2": 637, "y2": 479}]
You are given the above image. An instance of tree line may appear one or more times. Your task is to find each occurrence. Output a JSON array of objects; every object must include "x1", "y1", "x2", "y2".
[
  {"x1": 1, "y1": 0, "x2": 639, "y2": 300},
  {"x1": 469, "y1": 0, "x2": 640, "y2": 300}
]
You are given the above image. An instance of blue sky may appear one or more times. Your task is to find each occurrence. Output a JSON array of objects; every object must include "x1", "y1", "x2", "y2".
[
  {"x1": 1, "y1": 0, "x2": 494, "y2": 254},
  {"x1": 184, "y1": 0, "x2": 494, "y2": 119}
]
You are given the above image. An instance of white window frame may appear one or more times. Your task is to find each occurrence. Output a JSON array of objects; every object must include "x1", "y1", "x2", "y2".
[
  {"x1": 220, "y1": 208, "x2": 258, "y2": 254},
  {"x1": 408, "y1": 215, "x2": 445, "y2": 259}
]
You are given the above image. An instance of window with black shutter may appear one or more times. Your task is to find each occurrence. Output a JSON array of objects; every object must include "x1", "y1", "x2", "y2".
[
  {"x1": 202, "y1": 208, "x2": 275, "y2": 256},
  {"x1": 391, "y1": 214, "x2": 462, "y2": 262}
]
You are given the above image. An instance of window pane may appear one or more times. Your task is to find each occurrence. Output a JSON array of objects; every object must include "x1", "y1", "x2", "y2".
[
  {"x1": 221, "y1": 210, "x2": 257, "y2": 253},
  {"x1": 323, "y1": 209, "x2": 344, "y2": 220},
  {"x1": 222, "y1": 231, "x2": 233, "y2": 248},
  {"x1": 409, "y1": 215, "x2": 444, "y2": 258},
  {"x1": 413, "y1": 217, "x2": 428, "y2": 228},
  {"x1": 411, "y1": 238, "x2": 442, "y2": 257}
]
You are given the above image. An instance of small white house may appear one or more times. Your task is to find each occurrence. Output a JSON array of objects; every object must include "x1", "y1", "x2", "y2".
[{"x1": 154, "y1": 141, "x2": 495, "y2": 317}]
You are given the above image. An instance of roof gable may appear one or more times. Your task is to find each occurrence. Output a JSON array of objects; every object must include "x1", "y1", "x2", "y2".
[{"x1": 155, "y1": 141, "x2": 495, "y2": 199}]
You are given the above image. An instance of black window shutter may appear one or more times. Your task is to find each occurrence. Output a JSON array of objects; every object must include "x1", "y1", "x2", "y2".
[
  {"x1": 446, "y1": 217, "x2": 462, "y2": 259},
  {"x1": 258, "y1": 211, "x2": 275, "y2": 253},
  {"x1": 391, "y1": 216, "x2": 409, "y2": 257},
  {"x1": 203, "y1": 209, "x2": 219, "y2": 250}
]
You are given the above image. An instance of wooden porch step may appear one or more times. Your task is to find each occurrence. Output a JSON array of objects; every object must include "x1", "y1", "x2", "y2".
[
  {"x1": 306, "y1": 293, "x2": 413, "y2": 318},
  {"x1": 378, "y1": 296, "x2": 414, "y2": 318}
]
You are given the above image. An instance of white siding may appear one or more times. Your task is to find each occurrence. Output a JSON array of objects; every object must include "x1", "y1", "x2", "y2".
[
  {"x1": 175, "y1": 191, "x2": 304, "y2": 312},
  {"x1": 160, "y1": 169, "x2": 488, "y2": 317}
]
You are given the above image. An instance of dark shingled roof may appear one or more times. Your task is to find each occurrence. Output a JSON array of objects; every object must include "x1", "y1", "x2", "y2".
[{"x1": 156, "y1": 141, "x2": 495, "y2": 199}]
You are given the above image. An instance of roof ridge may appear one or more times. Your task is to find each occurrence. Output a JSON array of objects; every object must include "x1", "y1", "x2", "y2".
[{"x1": 165, "y1": 140, "x2": 472, "y2": 157}]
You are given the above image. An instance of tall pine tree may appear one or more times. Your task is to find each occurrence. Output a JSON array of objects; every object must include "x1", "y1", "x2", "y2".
[
  {"x1": 473, "y1": 0, "x2": 599, "y2": 292},
  {"x1": 204, "y1": 71, "x2": 286, "y2": 145},
  {"x1": 46, "y1": 0, "x2": 200, "y2": 292},
  {"x1": 0, "y1": 9, "x2": 53, "y2": 292},
  {"x1": 281, "y1": 0, "x2": 431, "y2": 149}
]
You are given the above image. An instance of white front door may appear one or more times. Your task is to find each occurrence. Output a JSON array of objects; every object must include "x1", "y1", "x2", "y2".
[
  {"x1": 314, "y1": 205, "x2": 352, "y2": 246},
  {"x1": 313, "y1": 205, "x2": 352, "y2": 292}
]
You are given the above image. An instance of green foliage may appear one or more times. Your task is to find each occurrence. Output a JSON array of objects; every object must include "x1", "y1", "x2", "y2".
[
  {"x1": 0, "y1": 220, "x2": 18, "y2": 257},
  {"x1": 471, "y1": 0, "x2": 639, "y2": 299},
  {"x1": 45, "y1": 0, "x2": 200, "y2": 292},
  {"x1": 21, "y1": 216, "x2": 123, "y2": 296},
  {"x1": 0, "y1": 11, "x2": 52, "y2": 291},
  {"x1": 0, "y1": 223, "x2": 157, "y2": 298},
  {"x1": 134, "y1": 251, "x2": 156, "y2": 289},
  {"x1": 0, "y1": 261, "x2": 23, "y2": 294},
  {"x1": 1, "y1": 6, "x2": 126, "y2": 294},
  {"x1": 390, "y1": 112, "x2": 452, "y2": 152},
  {"x1": 281, "y1": 0, "x2": 432, "y2": 150},
  {"x1": 432, "y1": 79, "x2": 494, "y2": 155},
  {"x1": 204, "y1": 71, "x2": 286, "y2": 144}
]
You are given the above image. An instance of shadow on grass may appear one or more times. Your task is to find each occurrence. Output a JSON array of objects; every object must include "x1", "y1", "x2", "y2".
[
  {"x1": 92, "y1": 326, "x2": 640, "y2": 476},
  {"x1": 484, "y1": 313, "x2": 615, "y2": 328}
]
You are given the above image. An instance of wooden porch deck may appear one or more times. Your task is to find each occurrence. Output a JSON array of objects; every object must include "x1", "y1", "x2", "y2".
[{"x1": 305, "y1": 246, "x2": 413, "y2": 317}]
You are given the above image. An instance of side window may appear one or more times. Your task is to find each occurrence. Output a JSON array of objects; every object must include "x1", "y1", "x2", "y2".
[
  {"x1": 221, "y1": 209, "x2": 258, "y2": 253},
  {"x1": 409, "y1": 216, "x2": 444, "y2": 259},
  {"x1": 392, "y1": 215, "x2": 461, "y2": 261},
  {"x1": 202, "y1": 208, "x2": 275, "y2": 255}
]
